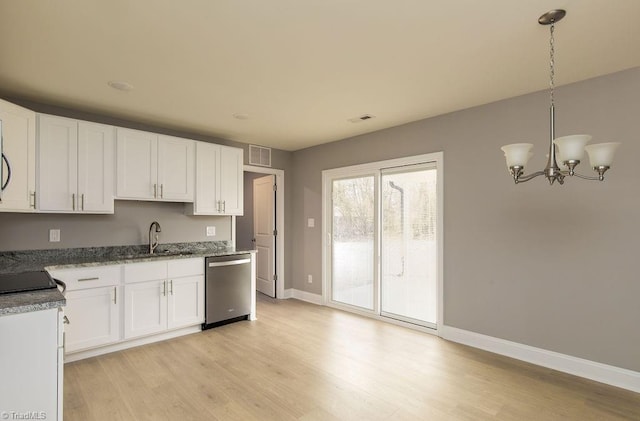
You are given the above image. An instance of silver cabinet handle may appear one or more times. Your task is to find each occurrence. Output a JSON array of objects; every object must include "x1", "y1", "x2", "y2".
[
  {"x1": 81, "y1": 193, "x2": 85, "y2": 210},
  {"x1": 72, "y1": 193, "x2": 76, "y2": 210},
  {"x1": 223, "y1": 200, "x2": 226, "y2": 213},
  {"x1": 63, "y1": 315, "x2": 70, "y2": 324},
  {"x1": 162, "y1": 280, "x2": 166, "y2": 296},
  {"x1": 30, "y1": 191, "x2": 36, "y2": 208},
  {"x1": 153, "y1": 184, "x2": 157, "y2": 198},
  {"x1": 208, "y1": 258, "x2": 251, "y2": 267},
  {"x1": 113, "y1": 286, "x2": 117, "y2": 304},
  {"x1": 77, "y1": 277, "x2": 99, "y2": 282},
  {"x1": 160, "y1": 184, "x2": 164, "y2": 198},
  {"x1": 169, "y1": 280, "x2": 173, "y2": 295}
]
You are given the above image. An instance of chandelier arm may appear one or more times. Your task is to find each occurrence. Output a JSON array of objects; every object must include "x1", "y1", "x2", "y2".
[
  {"x1": 571, "y1": 172, "x2": 604, "y2": 181},
  {"x1": 513, "y1": 170, "x2": 545, "y2": 184}
]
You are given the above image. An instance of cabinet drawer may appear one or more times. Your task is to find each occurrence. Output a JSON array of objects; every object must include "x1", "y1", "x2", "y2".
[
  {"x1": 49, "y1": 265, "x2": 121, "y2": 291},
  {"x1": 124, "y1": 261, "x2": 167, "y2": 283},
  {"x1": 168, "y1": 257, "x2": 204, "y2": 278}
]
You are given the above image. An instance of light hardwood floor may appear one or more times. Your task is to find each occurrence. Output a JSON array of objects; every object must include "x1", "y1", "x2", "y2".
[{"x1": 64, "y1": 296, "x2": 640, "y2": 420}]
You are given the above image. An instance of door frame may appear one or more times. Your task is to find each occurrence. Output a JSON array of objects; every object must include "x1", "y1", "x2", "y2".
[
  {"x1": 242, "y1": 165, "x2": 285, "y2": 299},
  {"x1": 321, "y1": 152, "x2": 444, "y2": 336}
]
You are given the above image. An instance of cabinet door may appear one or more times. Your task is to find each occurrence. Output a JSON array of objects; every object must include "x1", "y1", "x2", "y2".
[
  {"x1": 116, "y1": 128, "x2": 157, "y2": 199},
  {"x1": 192, "y1": 141, "x2": 220, "y2": 214},
  {"x1": 0, "y1": 99, "x2": 36, "y2": 212},
  {"x1": 157, "y1": 135, "x2": 194, "y2": 201},
  {"x1": 219, "y1": 146, "x2": 244, "y2": 215},
  {"x1": 168, "y1": 275, "x2": 204, "y2": 329},
  {"x1": 37, "y1": 114, "x2": 78, "y2": 211},
  {"x1": 64, "y1": 286, "x2": 120, "y2": 352},
  {"x1": 77, "y1": 121, "x2": 115, "y2": 213},
  {"x1": 0, "y1": 308, "x2": 58, "y2": 417},
  {"x1": 124, "y1": 280, "x2": 167, "y2": 339}
]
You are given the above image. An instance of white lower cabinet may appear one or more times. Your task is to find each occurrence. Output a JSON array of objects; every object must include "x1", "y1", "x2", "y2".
[
  {"x1": 124, "y1": 279, "x2": 167, "y2": 339},
  {"x1": 168, "y1": 275, "x2": 205, "y2": 329},
  {"x1": 48, "y1": 265, "x2": 122, "y2": 354},
  {"x1": 0, "y1": 308, "x2": 62, "y2": 420},
  {"x1": 50, "y1": 257, "x2": 204, "y2": 358},
  {"x1": 64, "y1": 286, "x2": 120, "y2": 352},
  {"x1": 124, "y1": 258, "x2": 204, "y2": 340}
]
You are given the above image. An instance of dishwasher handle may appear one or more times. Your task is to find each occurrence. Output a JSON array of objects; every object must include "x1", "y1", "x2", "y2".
[{"x1": 208, "y1": 258, "x2": 251, "y2": 268}]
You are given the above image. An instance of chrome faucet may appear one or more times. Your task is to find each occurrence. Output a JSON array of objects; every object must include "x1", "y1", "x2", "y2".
[{"x1": 149, "y1": 221, "x2": 162, "y2": 254}]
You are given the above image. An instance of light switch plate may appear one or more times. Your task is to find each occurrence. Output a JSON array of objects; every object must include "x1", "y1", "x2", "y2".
[
  {"x1": 49, "y1": 229, "x2": 61, "y2": 242},
  {"x1": 206, "y1": 226, "x2": 216, "y2": 236},
  {"x1": 307, "y1": 218, "x2": 315, "y2": 228}
]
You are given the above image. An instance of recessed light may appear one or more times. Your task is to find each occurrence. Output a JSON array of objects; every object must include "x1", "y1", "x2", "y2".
[
  {"x1": 233, "y1": 113, "x2": 249, "y2": 120},
  {"x1": 348, "y1": 114, "x2": 376, "y2": 123},
  {"x1": 108, "y1": 80, "x2": 134, "y2": 91}
]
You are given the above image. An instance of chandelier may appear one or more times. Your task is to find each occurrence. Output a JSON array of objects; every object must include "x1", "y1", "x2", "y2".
[{"x1": 501, "y1": 9, "x2": 620, "y2": 185}]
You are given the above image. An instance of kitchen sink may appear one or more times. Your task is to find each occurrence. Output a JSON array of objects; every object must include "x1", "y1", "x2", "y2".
[{"x1": 120, "y1": 250, "x2": 197, "y2": 260}]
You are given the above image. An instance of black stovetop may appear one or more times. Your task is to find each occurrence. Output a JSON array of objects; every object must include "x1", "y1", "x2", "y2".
[{"x1": 0, "y1": 271, "x2": 57, "y2": 295}]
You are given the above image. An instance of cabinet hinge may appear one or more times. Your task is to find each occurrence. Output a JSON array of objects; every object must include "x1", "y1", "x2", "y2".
[
  {"x1": 273, "y1": 229, "x2": 278, "y2": 236},
  {"x1": 273, "y1": 184, "x2": 277, "y2": 192},
  {"x1": 273, "y1": 274, "x2": 278, "y2": 281}
]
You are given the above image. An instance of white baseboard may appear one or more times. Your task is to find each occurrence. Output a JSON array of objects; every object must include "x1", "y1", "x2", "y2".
[
  {"x1": 65, "y1": 325, "x2": 202, "y2": 363},
  {"x1": 284, "y1": 288, "x2": 323, "y2": 305},
  {"x1": 441, "y1": 325, "x2": 640, "y2": 393}
]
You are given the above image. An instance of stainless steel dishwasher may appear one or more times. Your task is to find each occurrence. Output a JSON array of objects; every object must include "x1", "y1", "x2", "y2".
[{"x1": 203, "y1": 254, "x2": 252, "y2": 329}]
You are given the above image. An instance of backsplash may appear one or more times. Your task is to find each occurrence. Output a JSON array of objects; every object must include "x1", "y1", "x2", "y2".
[{"x1": 0, "y1": 201, "x2": 232, "y2": 252}]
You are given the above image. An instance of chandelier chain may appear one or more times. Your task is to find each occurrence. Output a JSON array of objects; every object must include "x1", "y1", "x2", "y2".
[{"x1": 549, "y1": 21, "x2": 555, "y2": 107}]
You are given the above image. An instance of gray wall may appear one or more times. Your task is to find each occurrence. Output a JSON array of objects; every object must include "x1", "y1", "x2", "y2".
[
  {"x1": 0, "y1": 201, "x2": 231, "y2": 251},
  {"x1": 290, "y1": 67, "x2": 640, "y2": 372}
]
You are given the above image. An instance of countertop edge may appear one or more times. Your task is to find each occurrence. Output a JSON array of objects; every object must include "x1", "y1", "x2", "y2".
[
  {"x1": 0, "y1": 289, "x2": 66, "y2": 316},
  {"x1": 44, "y1": 249, "x2": 257, "y2": 271}
]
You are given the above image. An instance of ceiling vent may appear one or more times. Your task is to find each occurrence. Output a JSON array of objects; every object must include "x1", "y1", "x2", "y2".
[
  {"x1": 348, "y1": 114, "x2": 376, "y2": 123},
  {"x1": 249, "y1": 145, "x2": 272, "y2": 167}
]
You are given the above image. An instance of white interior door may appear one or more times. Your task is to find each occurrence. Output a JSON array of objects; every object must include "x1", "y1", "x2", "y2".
[{"x1": 253, "y1": 175, "x2": 276, "y2": 297}]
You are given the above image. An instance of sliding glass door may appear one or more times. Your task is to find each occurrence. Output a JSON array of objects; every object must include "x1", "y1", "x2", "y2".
[
  {"x1": 325, "y1": 156, "x2": 441, "y2": 329},
  {"x1": 380, "y1": 166, "x2": 437, "y2": 327},
  {"x1": 331, "y1": 176, "x2": 376, "y2": 310}
]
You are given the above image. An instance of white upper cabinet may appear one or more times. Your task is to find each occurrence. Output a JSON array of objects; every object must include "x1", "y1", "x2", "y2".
[
  {"x1": 158, "y1": 135, "x2": 195, "y2": 201},
  {"x1": 219, "y1": 145, "x2": 244, "y2": 215},
  {"x1": 115, "y1": 128, "x2": 157, "y2": 200},
  {"x1": 0, "y1": 99, "x2": 36, "y2": 212},
  {"x1": 37, "y1": 114, "x2": 115, "y2": 213},
  {"x1": 116, "y1": 128, "x2": 194, "y2": 202},
  {"x1": 188, "y1": 142, "x2": 243, "y2": 215}
]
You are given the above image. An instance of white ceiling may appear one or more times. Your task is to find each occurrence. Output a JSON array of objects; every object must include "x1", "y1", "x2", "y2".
[{"x1": 0, "y1": 0, "x2": 638, "y2": 151}]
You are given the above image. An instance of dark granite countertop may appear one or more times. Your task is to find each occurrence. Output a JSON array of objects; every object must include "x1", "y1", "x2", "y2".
[
  {"x1": 0, "y1": 242, "x2": 254, "y2": 315},
  {"x1": 0, "y1": 289, "x2": 66, "y2": 316},
  {"x1": 0, "y1": 242, "x2": 255, "y2": 274}
]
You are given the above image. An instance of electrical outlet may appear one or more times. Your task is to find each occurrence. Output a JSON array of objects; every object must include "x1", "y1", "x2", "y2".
[
  {"x1": 49, "y1": 229, "x2": 61, "y2": 242},
  {"x1": 308, "y1": 275, "x2": 313, "y2": 283},
  {"x1": 206, "y1": 226, "x2": 216, "y2": 237}
]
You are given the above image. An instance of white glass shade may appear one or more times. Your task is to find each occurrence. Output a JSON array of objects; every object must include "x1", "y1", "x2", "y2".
[
  {"x1": 553, "y1": 135, "x2": 591, "y2": 162},
  {"x1": 501, "y1": 143, "x2": 533, "y2": 168},
  {"x1": 585, "y1": 142, "x2": 621, "y2": 167}
]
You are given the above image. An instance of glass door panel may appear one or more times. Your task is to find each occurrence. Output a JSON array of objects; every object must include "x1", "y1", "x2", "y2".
[
  {"x1": 381, "y1": 166, "x2": 437, "y2": 327},
  {"x1": 331, "y1": 176, "x2": 375, "y2": 310}
]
